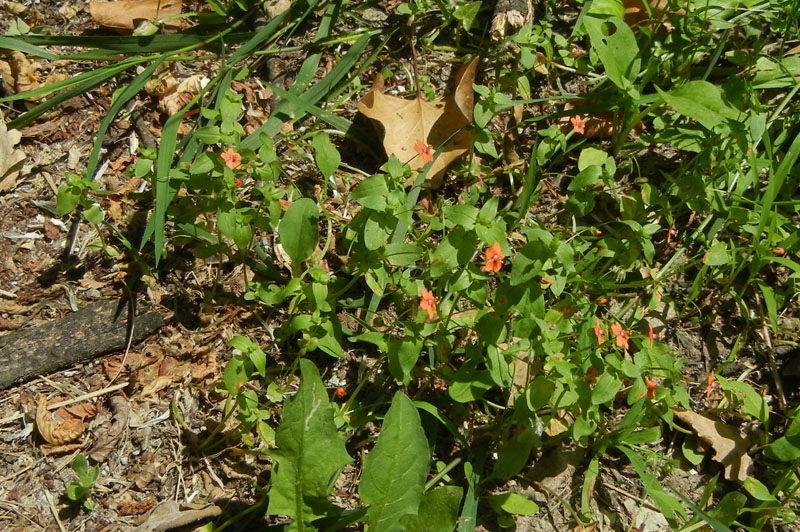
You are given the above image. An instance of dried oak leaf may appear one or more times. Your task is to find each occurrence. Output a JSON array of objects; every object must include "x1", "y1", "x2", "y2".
[
  {"x1": 35, "y1": 394, "x2": 85, "y2": 445},
  {"x1": 358, "y1": 56, "x2": 479, "y2": 188},
  {"x1": 89, "y1": 0, "x2": 182, "y2": 31},
  {"x1": 0, "y1": 117, "x2": 26, "y2": 193},
  {"x1": 673, "y1": 410, "x2": 753, "y2": 482}
]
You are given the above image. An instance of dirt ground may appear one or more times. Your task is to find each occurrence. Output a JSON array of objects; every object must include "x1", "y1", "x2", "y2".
[{"x1": 1, "y1": 1, "x2": 799, "y2": 531}]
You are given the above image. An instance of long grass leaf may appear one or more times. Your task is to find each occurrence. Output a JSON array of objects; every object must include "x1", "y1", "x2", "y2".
[
  {"x1": 0, "y1": 36, "x2": 59, "y2": 59},
  {"x1": 240, "y1": 31, "x2": 372, "y2": 150},
  {"x1": 85, "y1": 57, "x2": 167, "y2": 182}
]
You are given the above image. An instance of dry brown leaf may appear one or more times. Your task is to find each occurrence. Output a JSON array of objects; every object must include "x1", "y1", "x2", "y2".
[
  {"x1": 89, "y1": 395, "x2": 130, "y2": 462},
  {"x1": 673, "y1": 410, "x2": 753, "y2": 482},
  {"x1": 89, "y1": 0, "x2": 182, "y2": 31},
  {"x1": 35, "y1": 394, "x2": 85, "y2": 445},
  {"x1": 5, "y1": 50, "x2": 39, "y2": 94},
  {"x1": 0, "y1": 118, "x2": 26, "y2": 193},
  {"x1": 359, "y1": 56, "x2": 479, "y2": 188},
  {"x1": 63, "y1": 401, "x2": 100, "y2": 420},
  {"x1": 158, "y1": 75, "x2": 207, "y2": 116},
  {"x1": 133, "y1": 500, "x2": 222, "y2": 532}
]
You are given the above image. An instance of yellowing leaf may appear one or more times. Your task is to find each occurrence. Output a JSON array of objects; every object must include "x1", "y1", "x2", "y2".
[
  {"x1": 358, "y1": 56, "x2": 479, "y2": 188},
  {"x1": 673, "y1": 410, "x2": 753, "y2": 482}
]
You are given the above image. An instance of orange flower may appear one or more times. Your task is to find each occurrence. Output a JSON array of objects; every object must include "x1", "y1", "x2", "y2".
[
  {"x1": 706, "y1": 371, "x2": 716, "y2": 399},
  {"x1": 594, "y1": 318, "x2": 604, "y2": 345},
  {"x1": 774, "y1": 247, "x2": 786, "y2": 256},
  {"x1": 335, "y1": 387, "x2": 346, "y2": 397},
  {"x1": 541, "y1": 278, "x2": 551, "y2": 285},
  {"x1": 483, "y1": 242, "x2": 504, "y2": 273},
  {"x1": 597, "y1": 297, "x2": 608, "y2": 305},
  {"x1": 419, "y1": 288, "x2": 437, "y2": 320},
  {"x1": 235, "y1": 177, "x2": 242, "y2": 187},
  {"x1": 221, "y1": 147, "x2": 242, "y2": 169},
  {"x1": 414, "y1": 139, "x2": 434, "y2": 163},
  {"x1": 570, "y1": 115, "x2": 585, "y2": 135},
  {"x1": 648, "y1": 323, "x2": 655, "y2": 347},
  {"x1": 610, "y1": 322, "x2": 629, "y2": 350},
  {"x1": 645, "y1": 375, "x2": 657, "y2": 399}
]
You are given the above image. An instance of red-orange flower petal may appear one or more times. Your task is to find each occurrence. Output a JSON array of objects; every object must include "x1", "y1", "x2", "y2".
[
  {"x1": 706, "y1": 371, "x2": 715, "y2": 399},
  {"x1": 594, "y1": 318, "x2": 605, "y2": 345},
  {"x1": 570, "y1": 115, "x2": 585, "y2": 135},
  {"x1": 645, "y1": 375, "x2": 657, "y2": 399},
  {"x1": 419, "y1": 288, "x2": 437, "y2": 320},
  {"x1": 414, "y1": 139, "x2": 434, "y2": 163},
  {"x1": 648, "y1": 323, "x2": 655, "y2": 347},
  {"x1": 611, "y1": 322, "x2": 629, "y2": 350},
  {"x1": 335, "y1": 387, "x2": 346, "y2": 397},
  {"x1": 221, "y1": 147, "x2": 242, "y2": 169},
  {"x1": 483, "y1": 241, "x2": 504, "y2": 273}
]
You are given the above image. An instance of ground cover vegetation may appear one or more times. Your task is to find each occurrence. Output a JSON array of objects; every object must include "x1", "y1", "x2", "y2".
[{"x1": 1, "y1": 0, "x2": 800, "y2": 529}]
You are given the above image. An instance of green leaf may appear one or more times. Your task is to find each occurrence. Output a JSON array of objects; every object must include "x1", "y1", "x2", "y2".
[
  {"x1": 618, "y1": 446, "x2": 686, "y2": 525},
  {"x1": 703, "y1": 241, "x2": 729, "y2": 266},
  {"x1": 72, "y1": 453, "x2": 90, "y2": 478},
  {"x1": 267, "y1": 359, "x2": 352, "y2": 529},
  {"x1": 453, "y1": 1, "x2": 481, "y2": 30},
  {"x1": 352, "y1": 175, "x2": 389, "y2": 211},
  {"x1": 383, "y1": 243, "x2": 421, "y2": 266},
  {"x1": 487, "y1": 493, "x2": 539, "y2": 516},
  {"x1": 313, "y1": 132, "x2": 340, "y2": 179},
  {"x1": 583, "y1": 15, "x2": 640, "y2": 95},
  {"x1": 57, "y1": 183, "x2": 83, "y2": 216},
  {"x1": 717, "y1": 377, "x2": 769, "y2": 423},
  {"x1": 743, "y1": 477, "x2": 777, "y2": 502},
  {"x1": 591, "y1": 372, "x2": 621, "y2": 405},
  {"x1": 443, "y1": 204, "x2": 479, "y2": 229},
  {"x1": 399, "y1": 485, "x2": 463, "y2": 532},
  {"x1": 360, "y1": 391, "x2": 430, "y2": 531},
  {"x1": 657, "y1": 80, "x2": 741, "y2": 130},
  {"x1": 279, "y1": 198, "x2": 320, "y2": 268},
  {"x1": 388, "y1": 337, "x2": 422, "y2": 386},
  {"x1": 765, "y1": 413, "x2": 800, "y2": 462},
  {"x1": 491, "y1": 427, "x2": 536, "y2": 481}
]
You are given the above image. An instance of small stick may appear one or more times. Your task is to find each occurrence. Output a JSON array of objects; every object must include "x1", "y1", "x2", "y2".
[
  {"x1": 408, "y1": 19, "x2": 422, "y2": 100},
  {"x1": 0, "y1": 381, "x2": 129, "y2": 425},
  {"x1": 43, "y1": 488, "x2": 66, "y2": 532}
]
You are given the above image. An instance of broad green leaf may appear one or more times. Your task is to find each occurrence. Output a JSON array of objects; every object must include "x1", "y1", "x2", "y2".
[
  {"x1": 742, "y1": 477, "x2": 777, "y2": 502},
  {"x1": 360, "y1": 391, "x2": 430, "y2": 531},
  {"x1": 267, "y1": 359, "x2": 352, "y2": 530},
  {"x1": 717, "y1": 377, "x2": 769, "y2": 423},
  {"x1": 765, "y1": 413, "x2": 800, "y2": 462},
  {"x1": 388, "y1": 337, "x2": 422, "y2": 386},
  {"x1": 400, "y1": 485, "x2": 463, "y2": 532},
  {"x1": 487, "y1": 493, "x2": 539, "y2": 516},
  {"x1": 657, "y1": 80, "x2": 740, "y2": 130},
  {"x1": 443, "y1": 204, "x2": 479, "y2": 229},
  {"x1": 279, "y1": 198, "x2": 320, "y2": 268},
  {"x1": 383, "y1": 243, "x2": 421, "y2": 266},
  {"x1": 703, "y1": 241, "x2": 729, "y2": 266},
  {"x1": 591, "y1": 372, "x2": 621, "y2": 405},
  {"x1": 313, "y1": 132, "x2": 341, "y2": 179},
  {"x1": 352, "y1": 175, "x2": 389, "y2": 211},
  {"x1": 583, "y1": 15, "x2": 640, "y2": 95}
]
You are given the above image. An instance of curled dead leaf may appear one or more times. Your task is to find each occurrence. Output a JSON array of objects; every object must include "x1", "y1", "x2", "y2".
[
  {"x1": 36, "y1": 394, "x2": 85, "y2": 445},
  {"x1": 6, "y1": 50, "x2": 39, "y2": 94},
  {"x1": 0, "y1": 118, "x2": 26, "y2": 193},
  {"x1": 673, "y1": 410, "x2": 753, "y2": 482},
  {"x1": 89, "y1": 0, "x2": 182, "y2": 31},
  {"x1": 89, "y1": 395, "x2": 130, "y2": 462},
  {"x1": 358, "y1": 56, "x2": 479, "y2": 188}
]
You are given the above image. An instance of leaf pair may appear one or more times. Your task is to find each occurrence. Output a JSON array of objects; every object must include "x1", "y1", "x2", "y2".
[{"x1": 267, "y1": 360, "x2": 462, "y2": 531}]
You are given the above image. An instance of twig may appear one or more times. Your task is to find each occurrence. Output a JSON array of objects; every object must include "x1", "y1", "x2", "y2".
[
  {"x1": 408, "y1": 19, "x2": 422, "y2": 100},
  {"x1": 602, "y1": 481, "x2": 661, "y2": 513},
  {"x1": 0, "y1": 381, "x2": 129, "y2": 425},
  {"x1": 43, "y1": 488, "x2": 65, "y2": 532}
]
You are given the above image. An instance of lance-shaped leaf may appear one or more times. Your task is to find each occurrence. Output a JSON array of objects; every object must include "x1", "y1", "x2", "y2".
[
  {"x1": 267, "y1": 359, "x2": 352, "y2": 530},
  {"x1": 358, "y1": 56, "x2": 478, "y2": 188},
  {"x1": 399, "y1": 485, "x2": 463, "y2": 532},
  {"x1": 360, "y1": 391, "x2": 430, "y2": 531}
]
